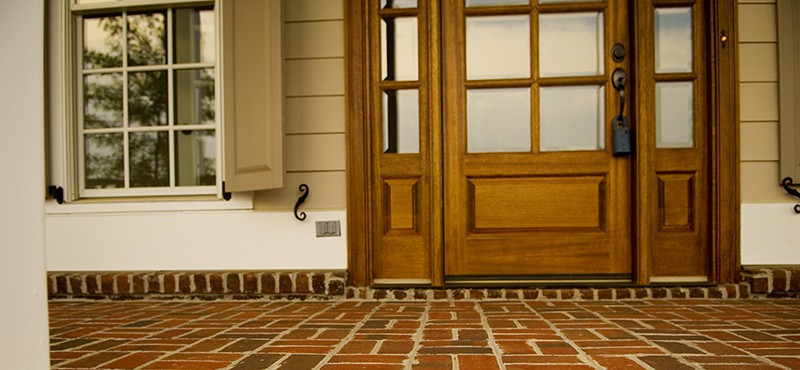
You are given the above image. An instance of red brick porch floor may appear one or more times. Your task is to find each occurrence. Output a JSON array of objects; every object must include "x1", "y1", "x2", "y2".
[{"x1": 49, "y1": 299, "x2": 800, "y2": 370}]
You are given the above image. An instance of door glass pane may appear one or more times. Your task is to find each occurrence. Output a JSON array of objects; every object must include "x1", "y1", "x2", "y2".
[
  {"x1": 655, "y1": 7, "x2": 693, "y2": 73},
  {"x1": 128, "y1": 71, "x2": 168, "y2": 127},
  {"x1": 175, "y1": 130, "x2": 216, "y2": 186},
  {"x1": 383, "y1": 89, "x2": 420, "y2": 153},
  {"x1": 467, "y1": 0, "x2": 529, "y2": 6},
  {"x1": 127, "y1": 11, "x2": 167, "y2": 66},
  {"x1": 85, "y1": 133, "x2": 124, "y2": 189},
  {"x1": 174, "y1": 7, "x2": 215, "y2": 64},
  {"x1": 468, "y1": 88, "x2": 531, "y2": 153},
  {"x1": 382, "y1": 17, "x2": 419, "y2": 81},
  {"x1": 130, "y1": 131, "x2": 169, "y2": 187},
  {"x1": 540, "y1": 85, "x2": 605, "y2": 152},
  {"x1": 656, "y1": 82, "x2": 694, "y2": 148},
  {"x1": 84, "y1": 73, "x2": 123, "y2": 129},
  {"x1": 83, "y1": 14, "x2": 123, "y2": 69},
  {"x1": 539, "y1": 12, "x2": 603, "y2": 77},
  {"x1": 175, "y1": 68, "x2": 215, "y2": 125},
  {"x1": 381, "y1": 0, "x2": 417, "y2": 8},
  {"x1": 467, "y1": 15, "x2": 530, "y2": 80}
]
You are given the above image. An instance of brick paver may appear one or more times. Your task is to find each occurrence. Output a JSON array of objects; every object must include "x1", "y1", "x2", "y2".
[{"x1": 50, "y1": 300, "x2": 800, "y2": 369}]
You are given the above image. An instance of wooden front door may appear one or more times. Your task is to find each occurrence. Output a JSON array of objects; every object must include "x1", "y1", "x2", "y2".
[
  {"x1": 349, "y1": 0, "x2": 738, "y2": 286},
  {"x1": 443, "y1": 0, "x2": 634, "y2": 280}
]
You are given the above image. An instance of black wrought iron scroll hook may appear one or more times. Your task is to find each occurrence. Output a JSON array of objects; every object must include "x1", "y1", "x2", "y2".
[
  {"x1": 780, "y1": 177, "x2": 800, "y2": 213},
  {"x1": 294, "y1": 184, "x2": 310, "y2": 221}
]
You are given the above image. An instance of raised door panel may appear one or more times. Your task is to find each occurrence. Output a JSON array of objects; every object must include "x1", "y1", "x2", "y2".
[{"x1": 469, "y1": 176, "x2": 605, "y2": 231}]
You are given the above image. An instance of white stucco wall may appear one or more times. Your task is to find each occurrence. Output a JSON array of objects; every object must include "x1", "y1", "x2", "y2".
[
  {"x1": 0, "y1": 0, "x2": 51, "y2": 367},
  {"x1": 742, "y1": 204, "x2": 800, "y2": 264},
  {"x1": 46, "y1": 209, "x2": 347, "y2": 271}
]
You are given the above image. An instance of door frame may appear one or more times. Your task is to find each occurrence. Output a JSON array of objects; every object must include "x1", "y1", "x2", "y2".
[{"x1": 345, "y1": 0, "x2": 739, "y2": 287}]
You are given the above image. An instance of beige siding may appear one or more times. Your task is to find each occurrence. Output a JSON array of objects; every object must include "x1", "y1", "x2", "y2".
[
  {"x1": 255, "y1": 172, "x2": 346, "y2": 210},
  {"x1": 284, "y1": 0, "x2": 343, "y2": 22},
  {"x1": 285, "y1": 96, "x2": 345, "y2": 134},
  {"x1": 738, "y1": 0, "x2": 786, "y2": 202},
  {"x1": 285, "y1": 134, "x2": 346, "y2": 172},
  {"x1": 254, "y1": 0, "x2": 345, "y2": 210},
  {"x1": 284, "y1": 21, "x2": 344, "y2": 59}
]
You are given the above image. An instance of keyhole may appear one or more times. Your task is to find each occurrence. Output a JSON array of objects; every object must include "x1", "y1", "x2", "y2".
[{"x1": 612, "y1": 68, "x2": 627, "y2": 91}]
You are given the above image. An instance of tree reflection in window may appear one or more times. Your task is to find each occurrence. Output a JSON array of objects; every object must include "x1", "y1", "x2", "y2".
[{"x1": 82, "y1": 7, "x2": 216, "y2": 190}]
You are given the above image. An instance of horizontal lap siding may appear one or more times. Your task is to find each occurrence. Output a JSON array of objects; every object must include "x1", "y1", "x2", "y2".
[
  {"x1": 738, "y1": 1, "x2": 785, "y2": 202},
  {"x1": 254, "y1": 0, "x2": 345, "y2": 210}
]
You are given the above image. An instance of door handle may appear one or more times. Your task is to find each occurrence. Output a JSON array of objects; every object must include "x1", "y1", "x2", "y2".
[{"x1": 611, "y1": 68, "x2": 632, "y2": 156}]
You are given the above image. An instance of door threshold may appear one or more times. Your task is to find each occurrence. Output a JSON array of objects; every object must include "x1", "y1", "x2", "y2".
[{"x1": 445, "y1": 274, "x2": 633, "y2": 287}]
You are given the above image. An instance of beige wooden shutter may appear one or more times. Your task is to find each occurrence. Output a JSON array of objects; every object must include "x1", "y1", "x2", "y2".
[
  {"x1": 222, "y1": 0, "x2": 284, "y2": 192},
  {"x1": 779, "y1": 0, "x2": 800, "y2": 182}
]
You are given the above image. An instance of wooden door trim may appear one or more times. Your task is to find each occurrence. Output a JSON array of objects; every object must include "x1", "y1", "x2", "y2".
[
  {"x1": 345, "y1": 0, "x2": 371, "y2": 286},
  {"x1": 346, "y1": 0, "x2": 739, "y2": 287},
  {"x1": 709, "y1": 0, "x2": 740, "y2": 284}
]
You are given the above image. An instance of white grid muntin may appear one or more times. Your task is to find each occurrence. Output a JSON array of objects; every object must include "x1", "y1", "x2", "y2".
[{"x1": 75, "y1": 1, "x2": 219, "y2": 199}]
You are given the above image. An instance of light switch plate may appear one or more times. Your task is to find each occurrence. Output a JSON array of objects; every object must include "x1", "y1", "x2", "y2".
[{"x1": 315, "y1": 220, "x2": 341, "y2": 237}]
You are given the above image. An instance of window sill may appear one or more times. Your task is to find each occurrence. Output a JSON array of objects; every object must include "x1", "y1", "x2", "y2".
[{"x1": 44, "y1": 192, "x2": 253, "y2": 215}]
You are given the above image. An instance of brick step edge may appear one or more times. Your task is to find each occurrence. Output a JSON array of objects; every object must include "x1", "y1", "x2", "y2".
[
  {"x1": 50, "y1": 268, "x2": 800, "y2": 301},
  {"x1": 47, "y1": 271, "x2": 346, "y2": 300},
  {"x1": 346, "y1": 284, "x2": 751, "y2": 301},
  {"x1": 741, "y1": 265, "x2": 800, "y2": 298}
]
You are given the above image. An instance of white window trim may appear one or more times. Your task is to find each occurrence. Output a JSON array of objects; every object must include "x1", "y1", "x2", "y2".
[
  {"x1": 70, "y1": 0, "x2": 212, "y2": 13},
  {"x1": 46, "y1": 0, "x2": 253, "y2": 212},
  {"x1": 44, "y1": 192, "x2": 253, "y2": 214}
]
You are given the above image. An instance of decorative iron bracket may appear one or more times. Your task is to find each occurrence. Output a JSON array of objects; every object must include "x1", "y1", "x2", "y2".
[
  {"x1": 294, "y1": 184, "x2": 309, "y2": 221},
  {"x1": 780, "y1": 177, "x2": 800, "y2": 213},
  {"x1": 48, "y1": 185, "x2": 64, "y2": 204},
  {"x1": 221, "y1": 182, "x2": 232, "y2": 201}
]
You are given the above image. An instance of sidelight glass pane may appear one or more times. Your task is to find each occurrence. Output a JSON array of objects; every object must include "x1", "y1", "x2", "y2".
[
  {"x1": 655, "y1": 7, "x2": 693, "y2": 73},
  {"x1": 85, "y1": 133, "x2": 124, "y2": 189},
  {"x1": 84, "y1": 73, "x2": 123, "y2": 129},
  {"x1": 468, "y1": 88, "x2": 531, "y2": 153},
  {"x1": 467, "y1": 0, "x2": 529, "y2": 6},
  {"x1": 174, "y1": 7, "x2": 215, "y2": 64},
  {"x1": 656, "y1": 82, "x2": 694, "y2": 148},
  {"x1": 540, "y1": 85, "x2": 605, "y2": 152},
  {"x1": 128, "y1": 71, "x2": 168, "y2": 127},
  {"x1": 175, "y1": 130, "x2": 216, "y2": 186},
  {"x1": 383, "y1": 90, "x2": 420, "y2": 153},
  {"x1": 467, "y1": 15, "x2": 530, "y2": 80},
  {"x1": 381, "y1": 0, "x2": 417, "y2": 8},
  {"x1": 127, "y1": 11, "x2": 167, "y2": 66},
  {"x1": 382, "y1": 17, "x2": 419, "y2": 81},
  {"x1": 539, "y1": 12, "x2": 604, "y2": 77},
  {"x1": 130, "y1": 131, "x2": 169, "y2": 187},
  {"x1": 175, "y1": 69, "x2": 215, "y2": 126},
  {"x1": 83, "y1": 14, "x2": 123, "y2": 69}
]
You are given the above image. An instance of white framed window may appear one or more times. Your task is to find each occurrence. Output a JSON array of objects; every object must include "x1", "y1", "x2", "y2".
[
  {"x1": 78, "y1": 3, "x2": 219, "y2": 198},
  {"x1": 47, "y1": 0, "x2": 285, "y2": 205}
]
